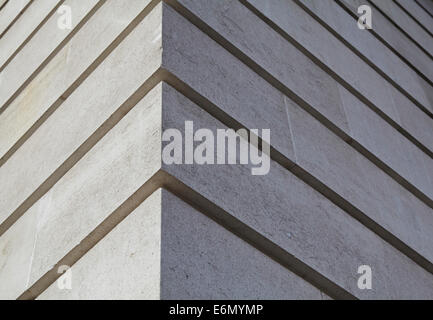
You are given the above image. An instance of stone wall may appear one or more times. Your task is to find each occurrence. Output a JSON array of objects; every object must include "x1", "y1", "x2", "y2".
[{"x1": 0, "y1": 0, "x2": 432, "y2": 299}]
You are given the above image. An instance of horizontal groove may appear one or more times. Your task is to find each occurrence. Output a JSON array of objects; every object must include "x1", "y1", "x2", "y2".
[
  {"x1": 18, "y1": 170, "x2": 166, "y2": 300},
  {"x1": 163, "y1": 0, "x2": 433, "y2": 209},
  {"x1": 367, "y1": 0, "x2": 433, "y2": 61},
  {"x1": 415, "y1": 0, "x2": 433, "y2": 19},
  {"x1": 5, "y1": 71, "x2": 433, "y2": 299},
  {"x1": 0, "y1": 0, "x2": 161, "y2": 167},
  {"x1": 335, "y1": 0, "x2": 433, "y2": 86},
  {"x1": 393, "y1": 0, "x2": 433, "y2": 38},
  {"x1": 238, "y1": 0, "x2": 433, "y2": 159},
  {"x1": 0, "y1": 68, "x2": 163, "y2": 238},
  {"x1": 1, "y1": 0, "x2": 431, "y2": 298},
  {"x1": 18, "y1": 171, "x2": 354, "y2": 300},
  {"x1": 0, "y1": 0, "x2": 9, "y2": 11},
  {"x1": 2, "y1": 0, "x2": 431, "y2": 214},
  {"x1": 161, "y1": 172, "x2": 354, "y2": 300},
  {"x1": 1, "y1": 0, "x2": 430, "y2": 282},
  {"x1": 0, "y1": 0, "x2": 33, "y2": 39},
  {"x1": 0, "y1": 0, "x2": 107, "y2": 115},
  {"x1": 293, "y1": 0, "x2": 433, "y2": 120},
  {"x1": 162, "y1": 73, "x2": 433, "y2": 277},
  {"x1": 0, "y1": 0, "x2": 65, "y2": 73}
]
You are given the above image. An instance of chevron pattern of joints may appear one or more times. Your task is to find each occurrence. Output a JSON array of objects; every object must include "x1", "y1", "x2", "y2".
[{"x1": 0, "y1": 0, "x2": 432, "y2": 300}]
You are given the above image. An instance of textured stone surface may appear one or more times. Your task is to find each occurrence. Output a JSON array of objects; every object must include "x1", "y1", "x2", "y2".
[
  {"x1": 38, "y1": 191, "x2": 162, "y2": 300},
  {"x1": 370, "y1": 0, "x2": 433, "y2": 54},
  {"x1": 338, "y1": 86, "x2": 433, "y2": 201},
  {"x1": 284, "y1": 94, "x2": 433, "y2": 266},
  {"x1": 159, "y1": 190, "x2": 327, "y2": 300},
  {"x1": 38, "y1": 190, "x2": 327, "y2": 300},
  {"x1": 0, "y1": 203, "x2": 38, "y2": 299},
  {"x1": 339, "y1": 0, "x2": 433, "y2": 83},
  {"x1": 417, "y1": 0, "x2": 433, "y2": 15},
  {"x1": 0, "y1": 0, "x2": 31, "y2": 35},
  {"x1": 162, "y1": 6, "x2": 294, "y2": 161},
  {"x1": 297, "y1": 0, "x2": 433, "y2": 114},
  {"x1": 160, "y1": 83, "x2": 433, "y2": 299},
  {"x1": 243, "y1": 0, "x2": 433, "y2": 150},
  {"x1": 395, "y1": 0, "x2": 433, "y2": 32},
  {"x1": 0, "y1": 0, "x2": 61, "y2": 68},
  {"x1": 163, "y1": 4, "x2": 433, "y2": 216},
  {"x1": 1, "y1": 0, "x2": 432, "y2": 300},
  {"x1": 0, "y1": 3, "x2": 162, "y2": 227},
  {"x1": 0, "y1": 0, "x2": 100, "y2": 109},
  {"x1": 0, "y1": 0, "x2": 152, "y2": 160},
  {"x1": 0, "y1": 84, "x2": 162, "y2": 299},
  {"x1": 4, "y1": 80, "x2": 432, "y2": 299},
  {"x1": 164, "y1": 1, "x2": 342, "y2": 153}
]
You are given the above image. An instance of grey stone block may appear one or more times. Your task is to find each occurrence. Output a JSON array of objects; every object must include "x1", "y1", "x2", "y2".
[
  {"x1": 243, "y1": 0, "x2": 433, "y2": 151},
  {"x1": 370, "y1": 0, "x2": 433, "y2": 54},
  {"x1": 1, "y1": 0, "x2": 432, "y2": 301},
  {"x1": 162, "y1": 3, "x2": 433, "y2": 226},
  {"x1": 0, "y1": 0, "x2": 31, "y2": 36},
  {"x1": 38, "y1": 190, "x2": 162, "y2": 300},
  {"x1": 161, "y1": 5, "x2": 294, "y2": 161},
  {"x1": 338, "y1": 86, "x2": 433, "y2": 201},
  {"x1": 0, "y1": 84, "x2": 162, "y2": 299},
  {"x1": 395, "y1": 0, "x2": 433, "y2": 32},
  {"x1": 0, "y1": 0, "x2": 61, "y2": 68},
  {"x1": 0, "y1": 0, "x2": 153, "y2": 161},
  {"x1": 284, "y1": 94, "x2": 433, "y2": 266},
  {"x1": 0, "y1": 81, "x2": 323, "y2": 300},
  {"x1": 389, "y1": 87, "x2": 433, "y2": 163},
  {"x1": 416, "y1": 0, "x2": 433, "y2": 16},
  {"x1": 164, "y1": 0, "x2": 345, "y2": 150},
  {"x1": 160, "y1": 189, "x2": 327, "y2": 300},
  {"x1": 160, "y1": 82, "x2": 433, "y2": 299},
  {"x1": 297, "y1": 0, "x2": 433, "y2": 114},
  {"x1": 6, "y1": 80, "x2": 433, "y2": 299},
  {"x1": 339, "y1": 0, "x2": 433, "y2": 82},
  {"x1": 0, "y1": 0, "x2": 100, "y2": 110},
  {"x1": 38, "y1": 190, "x2": 327, "y2": 300},
  {"x1": 0, "y1": 3, "x2": 162, "y2": 229},
  {"x1": 0, "y1": 202, "x2": 38, "y2": 299}
]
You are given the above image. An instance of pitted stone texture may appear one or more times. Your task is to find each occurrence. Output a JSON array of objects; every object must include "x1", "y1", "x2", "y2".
[
  {"x1": 0, "y1": 205, "x2": 38, "y2": 299},
  {"x1": 297, "y1": 0, "x2": 433, "y2": 114},
  {"x1": 284, "y1": 95, "x2": 433, "y2": 266},
  {"x1": 38, "y1": 191, "x2": 162, "y2": 300},
  {"x1": 0, "y1": 0, "x2": 31, "y2": 35},
  {"x1": 417, "y1": 0, "x2": 433, "y2": 16},
  {"x1": 0, "y1": 0, "x2": 61, "y2": 67},
  {"x1": 0, "y1": 0, "x2": 153, "y2": 161},
  {"x1": 395, "y1": 0, "x2": 433, "y2": 32},
  {"x1": 37, "y1": 190, "x2": 328, "y2": 300},
  {"x1": 162, "y1": 4, "x2": 294, "y2": 161},
  {"x1": 338, "y1": 85, "x2": 433, "y2": 201},
  {"x1": 163, "y1": 3, "x2": 433, "y2": 213},
  {"x1": 0, "y1": 3, "x2": 162, "y2": 227},
  {"x1": 0, "y1": 85, "x2": 162, "y2": 299},
  {"x1": 389, "y1": 88, "x2": 433, "y2": 160},
  {"x1": 243, "y1": 0, "x2": 433, "y2": 150},
  {"x1": 339, "y1": 0, "x2": 433, "y2": 83},
  {"x1": 0, "y1": 0, "x2": 99, "y2": 109},
  {"x1": 370, "y1": 0, "x2": 433, "y2": 54},
  {"x1": 160, "y1": 190, "x2": 327, "y2": 300},
  {"x1": 161, "y1": 83, "x2": 433, "y2": 299}
]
